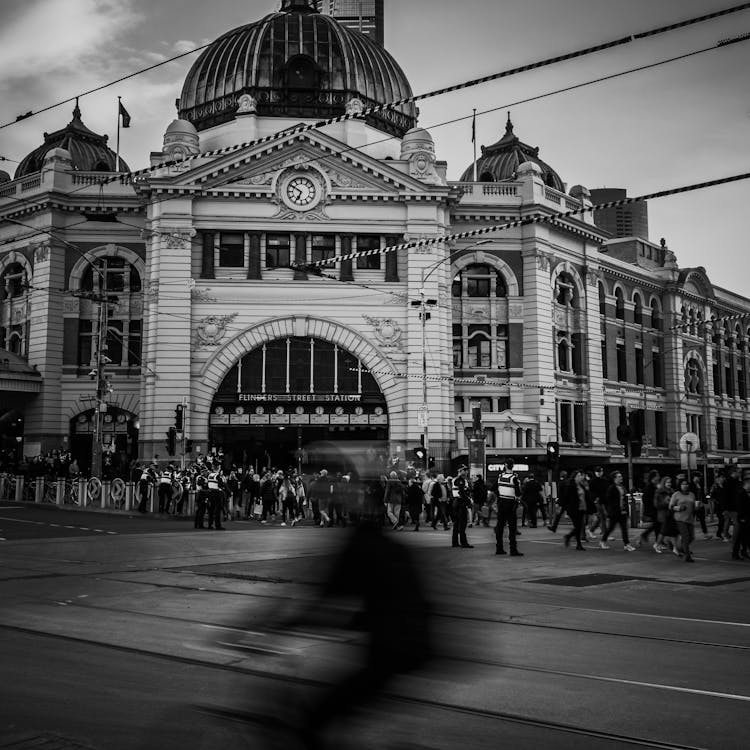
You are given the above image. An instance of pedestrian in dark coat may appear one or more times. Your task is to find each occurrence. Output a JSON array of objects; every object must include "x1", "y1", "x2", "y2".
[{"x1": 406, "y1": 476, "x2": 424, "y2": 531}]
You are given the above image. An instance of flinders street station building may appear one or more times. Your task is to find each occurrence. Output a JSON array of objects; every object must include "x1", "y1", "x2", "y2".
[{"x1": 0, "y1": 0, "x2": 748, "y2": 479}]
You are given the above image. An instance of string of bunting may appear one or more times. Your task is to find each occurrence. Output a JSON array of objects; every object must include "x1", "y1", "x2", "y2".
[
  {"x1": 300, "y1": 171, "x2": 750, "y2": 271},
  {"x1": 94, "y1": 2, "x2": 750, "y2": 183}
]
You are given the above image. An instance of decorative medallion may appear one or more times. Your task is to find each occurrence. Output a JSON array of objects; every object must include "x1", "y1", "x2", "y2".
[
  {"x1": 191, "y1": 286, "x2": 218, "y2": 303},
  {"x1": 33, "y1": 245, "x2": 50, "y2": 264},
  {"x1": 164, "y1": 229, "x2": 196, "y2": 250},
  {"x1": 236, "y1": 93, "x2": 258, "y2": 114},
  {"x1": 363, "y1": 314, "x2": 404, "y2": 350},
  {"x1": 195, "y1": 313, "x2": 238, "y2": 348},
  {"x1": 346, "y1": 98, "x2": 365, "y2": 117}
]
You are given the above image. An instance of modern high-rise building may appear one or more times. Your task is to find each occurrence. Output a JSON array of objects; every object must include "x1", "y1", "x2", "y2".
[
  {"x1": 317, "y1": 0, "x2": 384, "y2": 45},
  {"x1": 590, "y1": 188, "x2": 650, "y2": 240}
]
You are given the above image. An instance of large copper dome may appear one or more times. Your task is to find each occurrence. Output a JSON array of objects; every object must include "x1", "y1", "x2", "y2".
[
  {"x1": 178, "y1": 0, "x2": 417, "y2": 137},
  {"x1": 460, "y1": 115, "x2": 565, "y2": 191},
  {"x1": 15, "y1": 103, "x2": 128, "y2": 179}
]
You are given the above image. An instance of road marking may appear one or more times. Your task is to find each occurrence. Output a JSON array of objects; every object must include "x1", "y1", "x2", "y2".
[{"x1": 508, "y1": 662, "x2": 750, "y2": 702}]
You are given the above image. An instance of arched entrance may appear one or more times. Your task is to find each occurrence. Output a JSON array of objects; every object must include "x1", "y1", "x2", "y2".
[
  {"x1": 70, "y1": 407, "x2": 139, "y2": 476},
  {"x1": 209, "y1": 336, "x2": 389, "y2": 475}
]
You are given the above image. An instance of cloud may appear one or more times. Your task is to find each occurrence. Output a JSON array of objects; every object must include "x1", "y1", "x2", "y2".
[{"x1": 0, "y1": 0, "x2": 140, "y2": 78}]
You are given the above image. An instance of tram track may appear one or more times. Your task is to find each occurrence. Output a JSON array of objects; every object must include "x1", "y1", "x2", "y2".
[
  {"x1": 0, "y1": 621, "x2": 715, "y2": 750},
  {"x1": 43, "y1": 568, "x2": 750, "y2": 654}
]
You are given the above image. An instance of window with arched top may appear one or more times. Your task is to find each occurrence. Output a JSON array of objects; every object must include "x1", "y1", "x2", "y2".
[
  {"x1": 453, "y1": 264, "x2": 508, "y2": 298},
  {"x1": 650, "y1": 298, "x2": 662, "y2": 330},
  {"x1": 614, "y1": 288, "x2": 625, "y2": 320},
  {"x1": 555, "y1": 272, "x2": 577, "y2": 308},
  {"x1": 633, "y1": 293, "x2": 643, "y2": 326},
  {"x1": 75, "y1": 256, "x2": 142, "y2": 368},
  {"x1": 0, "y1": 262, "x2": 30, "y2": 358},
  {"x1": 685, "y1": 359, "x2": 703, "y2": 395},
  {"x1": 557, "y1": 332, "x2": 571, "y2": 372}
]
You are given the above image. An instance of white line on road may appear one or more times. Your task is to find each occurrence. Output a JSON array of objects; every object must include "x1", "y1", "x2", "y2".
[
  {"x1": 547, "y1": 604, "x2": 750, "y2": 629},
  {"x1": 507, "y1": 662, "x2": 750, "y2": 702}
]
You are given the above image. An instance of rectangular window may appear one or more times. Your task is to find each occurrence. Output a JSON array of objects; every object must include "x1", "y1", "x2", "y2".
[
  {"x1": 485, "y1": 427, "x2": 496, "y2": 448},
  {"x1": 468, "y1": 339, "x2": 491, "y2": 368},
  {"x1": 655, "y1": 411, "x2": 666, "y2": 447},
  {"x1": 725, "y1": 364, "x2": 734, "y2": 398},
  {"x1": 311, "y1": 234, "x2": 336, "y2": 265},
  {"x1": 219, "y1": 232, "x2": 244, "y2": 267},
  {"x1": 106, "y1": 320, "x2": 123, "y2": 366},
  {"x1": 574, "y1": 404, "x2": 585, "y2": 444},
  {"x1": 739, "y1": 368, "x2": 747, "y2": 400},
  {"x1": 571, "y1": 333, "x2": 584, "y2": 375},
  {"x1": 467, "y1": 277, "x2": 490, "y2": 297},
  {"x1": 454, "y1": 397, "x2": 464, "y2": 414},
  {"x1": 652, "y1": 350, "x2": 662, "y2": 388},
  {"x1": 266, "y1": 234, "x2": 291, "y2": 269},
  {"x1": 356, "y1": 235, "x2": 381, "y2": 269},
  {"x1": 717, "y1": 417, "x2": 725, "y2": 450},
  {"x1": 559, "y1": 402, "x2": 573, "y2": 442},
  {"x1": 635, "y1": 347, "x2": 644, "y2": 385},
  {"x1": 128, "y1": 321, "x2": 142, "y2": 366},
  {"x1": 743, "y1": 420, "x2": 749, "y2": 452},
  {"x1": 713, "y1": 356, "x2": 721, "y2": 395},
  {"x1": 477, "y1": 397, "x2": 493, "y2": 413},
  {"x1": 604, "y1": 407, "x2": 611, "y2": 444},
  {"x1": 497, "y1": 397, "x2": 510, "y2": 412},
  {"x1": 453, "y1": 324, "x2": 463, "y2": 368},
  {"x1": 616, "y1": 343, "x2": 627, "y2": 382},
  {"x1": 730, "y1": 419, "x2": 738, "y2": 450},
  {"x1": 77, "y1": 320, "x2": 94, "y2": 367},
  {"x1": 601, "y1": 340, "x2": 608, "y2": 379}
]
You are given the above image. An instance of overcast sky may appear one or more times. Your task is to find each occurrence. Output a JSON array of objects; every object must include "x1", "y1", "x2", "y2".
[{"x1": 0, "y1": 0, "x2": 748, "y2": 293}]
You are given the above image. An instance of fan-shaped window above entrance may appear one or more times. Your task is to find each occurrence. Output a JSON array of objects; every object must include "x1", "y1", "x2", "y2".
[{"x1": 210, "y1": 336, "x2": 389, "y2": 473}]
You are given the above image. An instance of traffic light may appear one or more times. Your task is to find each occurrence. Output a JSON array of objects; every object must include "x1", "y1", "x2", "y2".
[
  {"x1": 546, "y1": 441, "x2": 559, "y2": 466},
  {"x1": 428, "y1": 456, "x2": 436, "y2": 468},
  {"x1": 166, "y1": 427, "x2": 177, "y2": 456},
  {"x1": 174, "y1": 404, "x2": 184, "y2": 432},
  {"x1": 185, "y1": 439, "x2": 194, "y2": 453}
]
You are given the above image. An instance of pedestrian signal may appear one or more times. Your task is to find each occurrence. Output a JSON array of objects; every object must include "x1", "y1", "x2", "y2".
[
  {"x1": 546, "y1": 441, "x2": 559, "y2": 466},
  {"x1": 174, "y1": 404, "x2": 184, "y2": 431},
  {"x1": 412, "y1": 447, "x2": 427, "y2": 464}
]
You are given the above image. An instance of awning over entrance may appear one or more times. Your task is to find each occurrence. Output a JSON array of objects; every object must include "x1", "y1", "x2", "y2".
[{"x1": 0, "y1": 350, "x2": 42, "y2": 393}]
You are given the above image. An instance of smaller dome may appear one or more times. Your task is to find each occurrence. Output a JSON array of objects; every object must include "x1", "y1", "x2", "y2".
[
  {"x1": 400, "y1": 127, "x2": 434, "y2": 159},
  {"x1": 460, "y1": 114, "x2": 564, "y2": 191},
  {"x1": 15, "y1": 101, "x2": 129, "y2": 178},
  {"x1": 165, "y1": 118, "x2": 198, "y2": 136},
  {"x1": 0, "y1": 170, "x2": 10, "y2": 184}
]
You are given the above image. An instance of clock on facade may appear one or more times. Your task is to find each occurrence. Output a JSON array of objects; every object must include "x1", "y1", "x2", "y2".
[{"x1": 281, "y1": 173, "x2": 322, "y2": 211}]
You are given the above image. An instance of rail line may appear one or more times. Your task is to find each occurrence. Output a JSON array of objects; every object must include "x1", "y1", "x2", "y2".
[{"x1": 0, "y1": 621, "x2": 713, "y2": 750}]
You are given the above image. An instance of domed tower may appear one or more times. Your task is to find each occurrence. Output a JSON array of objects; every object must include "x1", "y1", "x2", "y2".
[
  {"x1": 14, "y1": 101, "x2": 129, "y2": 178},
  {"x1": 460, "y1": 114, "x2": 565, "y2": 191},
  {"x1": 177, "y1": 0, "x2": 417, "y2": 138}
]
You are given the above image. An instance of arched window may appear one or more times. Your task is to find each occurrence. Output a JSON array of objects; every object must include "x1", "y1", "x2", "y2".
[
  {"x1": 598, "y1": 283, "x2": 606, "y2": 316},
  {"x1": 557, "y1": 332, "x2": 570, "y2": 372},
  {"x1": 633, "y1": 294, "x2": 643, "y2": 326},
  {"x1": 650, "y1": 298, "x2": 662, "y2": 331},
  {"x1": 467, "y1": 325, "x2": 491, "y2": 368},
  {"x1": 614, "y1": 288, "x2": 625, "y2": 320},
  {"x1": 284, "y1": 55, "x2": 320, "y2": 90},
  {"x1": 0, "y1": 262, "x2": 29, "y2": 358},
  {"x1": 555, "y1": 272, "x2": 577, "y2": 308},
  {"x1": 76, "y1": 256, "x2": 142, "y2": 368},
  {"x1": 685, "y1": 359, "x2": 703, "y2": 395},
  {"x1": 454, "y1": 265, "x2": 508, "y2": 299}
]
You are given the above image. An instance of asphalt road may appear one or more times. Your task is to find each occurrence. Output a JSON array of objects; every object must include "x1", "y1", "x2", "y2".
[{"x1": 1, "y1": 502, "x2": 749, "y2": 749}]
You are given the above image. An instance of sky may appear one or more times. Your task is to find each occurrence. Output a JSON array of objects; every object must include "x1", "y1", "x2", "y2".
[{"x1": 0, "y1": 0, "x2": 748, "y2": 293}]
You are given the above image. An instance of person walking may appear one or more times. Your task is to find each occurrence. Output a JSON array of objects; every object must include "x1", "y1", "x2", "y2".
[
  {"x1": 561, "y1": 469, "x2": 588, "y2": 550},
  {"x1": 600, "y1": 471, "x2": 636, "y2": 551},
  {"x1": 494, "y1": 458, "x2": 523, "y2": 556},
  {"x1": 548, "y1": 470, "x2": 569, "y2": 533},
  {"x1": 669, "y1": 477, "x2": 697, "y2": 562},
  {"x1": 383, "y1": 471, "x2": 405, "y2": 530},
  {"x1": 639, "y1": 469, "x2": 661, "y2": 548},
  {"x1": 734, "y1": 475, "x2": 750, "y2": 560},
  {"x1": 430, "y1": 474, "x2": 451, "y2": 530},
  {"x1": 406, "y1": 475, "x2": 424, "y2": 531},
  {"x1": 472, "y1": 474, "x2": 488, "y2": 528},
  {"x1": 724, "y1": 465, "x2": 741, "y2": 551},
  {"x1": 587, "y1": 466, "x2": 609, "y2": 539},
  {"x1": 691, "y1": 475, "x2": 711, "y2": 540},
  {"x1": 521, "y1": 473, "x2": 544, "y2": 528},
  {"x1": 451, "y1": 465, "x2": 473, "y2": 548},
  {"x1": 206, "y1": 464, "x2": 226, "y2": 530}
]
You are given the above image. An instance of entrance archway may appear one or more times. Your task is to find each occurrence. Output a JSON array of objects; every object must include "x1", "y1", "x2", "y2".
[
  {"x1": 70, "y1": 407, "x2": 139, "y2": 476},
  {"x1": 209, "y1": 335, "x2": 390, "y2": 474}
]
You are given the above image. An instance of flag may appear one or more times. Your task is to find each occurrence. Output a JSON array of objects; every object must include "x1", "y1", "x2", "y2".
[
  {"x1": 119, "y1": 100, "x2": 131, "y2": 128},
  {"x1": 471, "y1": 110, "x2": 476, "y2": 143}
]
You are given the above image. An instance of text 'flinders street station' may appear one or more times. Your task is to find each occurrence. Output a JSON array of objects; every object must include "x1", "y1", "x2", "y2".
[{"x1": 0, "y1": 0, "x2": 747, "y2": 479}]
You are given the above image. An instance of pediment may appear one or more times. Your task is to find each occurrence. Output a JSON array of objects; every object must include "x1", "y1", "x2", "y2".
[{"x1": 153, "y1": 129, "x2": 439, "y2": 196}]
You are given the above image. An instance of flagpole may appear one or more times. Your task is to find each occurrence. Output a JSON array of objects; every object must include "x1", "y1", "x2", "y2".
[
  {"x1": 472, "y1": 108, "x2": 477, "y2": 182},
  {"x1": 116, "y1": 96, "x2": 122, "y2": 172}
]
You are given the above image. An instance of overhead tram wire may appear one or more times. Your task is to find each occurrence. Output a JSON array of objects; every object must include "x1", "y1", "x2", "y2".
[
  {"x1": 296, "y1": 171, "x2": 750, "y2": 272},
  {"x1": 3, "y1": 31, "x2": 747, "y2": 250}
]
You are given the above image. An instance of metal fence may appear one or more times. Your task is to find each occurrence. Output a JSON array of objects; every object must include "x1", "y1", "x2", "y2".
[{"x1": 0, "y1": 473, "x2": 196, "y2": 516}]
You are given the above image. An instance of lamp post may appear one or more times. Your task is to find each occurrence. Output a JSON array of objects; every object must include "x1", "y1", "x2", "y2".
[{"x1": 412, "y1": 238, "x2": 493, "y2": 469}]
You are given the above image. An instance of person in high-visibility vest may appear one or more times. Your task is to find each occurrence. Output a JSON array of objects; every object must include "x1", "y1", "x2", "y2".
[
  {"x1": 206, "y1": 464, "x2": 226, "y2": 530},
  {"x1": 494, "y1": 458, "x2": 523, "y2": 556}
]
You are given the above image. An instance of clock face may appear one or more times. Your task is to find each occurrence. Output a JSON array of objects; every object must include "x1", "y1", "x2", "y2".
[{"x1": 286, "y1": 176, "x2": 318, "y2": 208}]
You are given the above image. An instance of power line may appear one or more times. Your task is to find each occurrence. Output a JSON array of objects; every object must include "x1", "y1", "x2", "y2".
[{"x1": 299, "y1": 171, "x2": 750, "y2": 270}]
